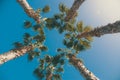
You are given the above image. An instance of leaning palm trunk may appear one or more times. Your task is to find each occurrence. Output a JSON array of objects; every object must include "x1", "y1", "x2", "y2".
[
  {"x1": 77, "y1": 20, "x2": 120, "y2": 38},
  {"x1": 46, "y1": 72, "x2": 52, "y2": 80},
  {"x1": 68, "y1": 54, "x2": 99, "y2": 80},
  {"x1": 0, "y1": 45, "x2": 33, "y2": 65},
  {"x1": 65, "y1": 0, "x2": 85, "y2": 21},
  {"x1": 17, "y1": 0, "x2": 40, "y2": 23}
]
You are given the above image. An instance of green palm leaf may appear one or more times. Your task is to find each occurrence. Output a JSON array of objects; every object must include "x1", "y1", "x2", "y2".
[
  {"x1": 59, "y1": 3, "x2": 66, "y2": 12},
  {"x1": 83, "y1": 26, "x2": 92, "y2": 32},
  {"x1": 76, "y1": 21, "x2": 83, "y2": 32},
  {"x1": 42, "y1": 5, "x2": 50, "y2": 13},
  {"x1": 24, "y1": 21, "x2": 32, "y2": 28}
]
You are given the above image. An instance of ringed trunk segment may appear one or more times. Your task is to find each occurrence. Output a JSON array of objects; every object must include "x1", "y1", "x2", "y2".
[
  {"x1": 65, "y1": 0, "x2": 85, "y2": 22},
  {"x1": 77, "y1": 20, "x2": 120, "y2": 38},
  {"x1": 17, "y1": 0, "x2": 40, "y2": 23},
  {"x1": 68, "y1": 54, "x2": 99, "y2": 80},
  {"x1": 0, "y1": 45, "x2": 33, "y2": 65}
]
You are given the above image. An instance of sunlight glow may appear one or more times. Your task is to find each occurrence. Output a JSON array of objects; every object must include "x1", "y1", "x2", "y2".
[
  {"x1": 78, "y1": 0, "x2": 120, "y2": 26},
  {"x1": 91, "y1": 0, "x2": 120, "y2": 22}
]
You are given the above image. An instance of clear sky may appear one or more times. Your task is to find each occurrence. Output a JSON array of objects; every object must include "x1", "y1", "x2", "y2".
[{"x1": 0, "y1": 0, "x2": 120, "y2": 80}]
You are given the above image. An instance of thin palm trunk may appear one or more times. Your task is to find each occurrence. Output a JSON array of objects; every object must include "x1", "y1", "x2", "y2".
[
  {"x1": 77, "y1": 20, "x2": 120, "y2": 38},
  {"x1": 0, "y1": 45, "x2": 33, "y2": 65},
  {"x1": 68, "y1": 54, "x2": 99, "y2": 80},
  {"x1": 17, "y1": 0, "x2": 40, "y2": 23},
  {"x1": 46, "y1": 72, "x2": 52, "y2": 80},
  {"x1": 65, "y1": 0, "x2": 85, "y2": 21}
]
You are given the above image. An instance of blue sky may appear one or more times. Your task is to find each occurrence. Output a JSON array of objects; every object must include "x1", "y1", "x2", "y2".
[{"x1": 0, "y1": 0, "x2": 120, "y2": 80}]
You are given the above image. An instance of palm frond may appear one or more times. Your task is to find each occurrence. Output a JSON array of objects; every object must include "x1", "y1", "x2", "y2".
[
  {"x1": 32, "y1": 24, "x2": 41, "y2": 31},
  {"x1": 24, "y1": 21, "x2": 32, "y2": 28},
  {"x1": 59, "y1": 3, "x2": 67, "y2": 12},
  {"x1": 28, "y1": 51, "x2": 40, "y2": 61},
  {"x1": 57, "y1": 48, "x2": 62, "y2": 52},
  {"x1": 42, "y1": 5, "x2": 50, "y2": 13},
  {"x1": 45, "y1": 55, "x2": 52, "y2": 63},
  {"x1": 34, "y1": 68, "x2": 44, "y2": 79},
  {"x1": 53, "y1": 74, "x2": 61, "y2": 80},
  {"x1": 13, "y1": 42, "x2": 23, "y2": 48},
  {"x1": 76, "y1": 21, "x2": 83, "y2": 32},
  {"x1": 85, "y1": 36, "x2": 93, "y2": 42},
  {"x1": 65, "y1": 33, "x2": 71, "y2": 39},
  {"x1": 83, "y1": 26, "x2": 92, "y2": 32},
  {"x1": 39, "y1": 46, "x2": 48, "y2": 51},
  {"x1": 56, "y1": 67, "x2": 64, "y2": 72}
]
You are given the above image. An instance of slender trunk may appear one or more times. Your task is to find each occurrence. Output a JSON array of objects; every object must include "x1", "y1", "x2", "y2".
[
  {"x1": 0, "y1": 45, "x2": 33, "y2": 65},
  {"x1": 77, "y1": 20, "x2": 120, "y2": 38},
  {"x1": 46, "y1": 72, "x2": 52, "y2": 80},
  {"x1": 68, "y1": 54, "x2": 99, "y2": 80},
  {"x1": 65, "y1": 0, "x2": 85, "y2": 21},
  {"x1": 17, "y1": 0, "x2": 40, "y2": 23}
]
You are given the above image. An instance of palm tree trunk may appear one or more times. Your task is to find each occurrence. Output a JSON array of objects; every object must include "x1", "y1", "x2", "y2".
[
  {"x1": 77, "y1": 20, "x2": 120, "y2": 38},
  {"x1": 46, "y1": 72, "x2": 52, "y2": 80},
  {"x1": 17, "y1": 0, "x2": 40, "y2": 23},
  {"x1": 65, "y1": 0, "x2": 85, "y2": 21},
  {"x1": 0, "y1": 45, "x2": 33, "y2": 65},
  {"x1": 68, "y1": 54, "x2": 99, "y2": 80}
]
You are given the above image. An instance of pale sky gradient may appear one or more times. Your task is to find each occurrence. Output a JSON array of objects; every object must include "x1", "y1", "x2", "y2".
[{"x1": 78, "y1": 0, "x2": 120, "y2": 26}]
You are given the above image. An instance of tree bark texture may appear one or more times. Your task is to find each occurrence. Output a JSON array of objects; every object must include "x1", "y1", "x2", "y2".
[
  {"x1": 17, "y1": 0, "x2": 40, "y2": 23},
  {"x1": 68, "y1": 54, "x2": 99, "y2": 80},
  {"x1": 77, "y1": 20, "x2": 120, "y2": 38},
  {"x1": 65, "y1": 0, "x2": 85, "y2": 21},
  {"x1": 0, "y1": 46, "x2": 33, "y2": 65}
]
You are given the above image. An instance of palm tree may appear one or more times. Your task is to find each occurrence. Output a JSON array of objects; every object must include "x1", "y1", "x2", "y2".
[
  {"x1": 0, "y1": 21, "x2": 46, "y2": 65},
  {"x1": 0, "y1": 0, "x2": 42, "y2": 64},
  {"x1": 77, "y1": 20, "x2": 120, "y2": 38},
  {"x1": 17, "y1": 0, "x2": 40, "y2": 23},
  {"x1": 65, "y1": 0, "x2": 85, "y2": 21},
  {"x1": 0, "y1": 45, "x2": 33, "y2": 65},
  {"x1": 56, "y1": 48, "x2": 99, "y2": 80},
  {"x1": 68, "y1": 54, "x2": 99, "y2": 80},
  {"x1": 62, "y1": 20, "x2": 100, "y2": 79}
]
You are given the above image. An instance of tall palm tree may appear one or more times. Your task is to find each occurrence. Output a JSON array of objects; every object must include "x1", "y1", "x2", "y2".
[
  {"x1": 17, "y1": 0, "x2": 40, "y2": 23},
  {"x1": 0, "y1": 45, "x2": 33, "y2": 65},
  {"x1": 62, "y1": 20, "x2": 99, "y2": 79},
  {"x1": 56, "y1": 48, "x2": 99, "y2": 80},
  {"x1": 68, "y1": 54, "x2": 99, "y2": 80},
  {"x1": 65, "y1": 0, "x2": 85, "y2": 21},
  {"x1": 0, "y1": 21, "x2": 46, "y2": 65},
  {"x1": 77, "y1": 20, "x2": 120, "y2": 38},
  {"x1": 0, "y1": 0, "x2": 50, "y2": 65}
]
